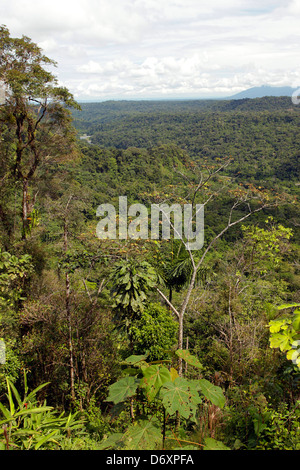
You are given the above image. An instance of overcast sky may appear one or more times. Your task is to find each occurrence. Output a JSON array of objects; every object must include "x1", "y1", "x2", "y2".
[{"x1": 1, "y1": 0, "x2": 300, "y2": 101}]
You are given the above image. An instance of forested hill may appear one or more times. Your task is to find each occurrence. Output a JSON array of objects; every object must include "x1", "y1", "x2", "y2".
[
  {"x1": 1, "y1": 27, "x2": 300, "y2": 452},
  {"x1": 74, "y1": 95, "x2": 297, "y2": 119},
  {"x1": 72, "y1": 96, "x2": 300, "y2": 182}
]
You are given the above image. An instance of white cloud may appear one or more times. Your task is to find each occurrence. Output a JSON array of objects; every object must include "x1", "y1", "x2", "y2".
[
  {"x1": 1, "y1": 0, "x2": 149, "y2": 45},
  {"x1": 287, "y1": 0, "x2": 300, "y2": 14},
  {"x1": 1, "y1": 0, "x2": 300, "y2": 99}
]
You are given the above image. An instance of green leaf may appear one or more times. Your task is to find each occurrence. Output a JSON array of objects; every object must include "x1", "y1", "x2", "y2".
[
  {"x1": 204, "y1": 437, "x2": 230, "y2": 450},
  {"x1": 123, "y1": 418, "x2": 162, "y2": 450},
  {"x1": 292, "y1": 312, "x2": 300, "y2": 331},
  {"x1": 160, "y1": 377, "x2": 201, "y2": 420},
  {"x1": 269, "y1": 330, "x2": 295, "y2": 351},
  {"x1": 6, "y1": 378, "x2": 15, "y2": 415},
  {"x1": 170, "y1": 367, "x2": 179, "y2": 381},
  {"x1": 34, "y1": 430, "x2": 58, "y2": 450},
  {"x1": 286, "y1": 349, "x2": 298, "y2": 361},
  {"x1": 253, "y1": 417, "x2": 268, "y2": 436},
  {"x1": 269, "y1": 319, "x2": 288, "y2": 333},
  {"x1": 0, "y1": 402, "x2": 11, "y2": 420},
  {"x1": 98, "y1": 433, "x2": 124, "y2": 450},
  {"x1": 105, "y1": 376, "x2": 140, "y2": 404},
  {"x1": 277, "y1": 303, "x2": 300, "y2": 311},
  {"x1": 124, "y1": 354, "x2": 149, "y2": 365},
  {"x1": 0, "y1": 406, "x2": 54, "y2": 426},
  {"x1": 25, "y1": 382, "x2": 50, "y2": 403},
  {"x1": 14, "y1": 406, "x2": 54, "y2": 418},
  {"x1": 7, "y1": 380, "x2": 22, "y2": 408},
  {"x1": 140, "y1": 365, "x2": 171, "y2": 401},
  {"x1": 198, "y1": 379, "x2": 226, "y2": 408},
  {"x1": 174, "y1": 446, "x2": 199, "y2": 450},
  {"x1": 122, "y1": 367, "x2": 141, "y2": 376},
  {"x1": 175, "y1": 349, "x2": 203, "y2": 369}
]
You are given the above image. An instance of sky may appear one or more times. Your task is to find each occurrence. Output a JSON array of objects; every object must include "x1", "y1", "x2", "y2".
[{"x1": 1, "y1": 0, "x2": 300, "y2": 101}]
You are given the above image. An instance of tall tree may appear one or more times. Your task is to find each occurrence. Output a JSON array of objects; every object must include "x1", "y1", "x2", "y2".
[
  {"x1": 0, "y1": 25, "x2": 80, "y2": 240},
  {"x1": 154, "y1": 159, "x2": 284, "y2": 375}
]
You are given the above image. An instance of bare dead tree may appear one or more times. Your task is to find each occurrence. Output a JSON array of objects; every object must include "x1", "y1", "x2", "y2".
[{"x1": 155, "y1": 159, "x2": 282, "y2": 375}]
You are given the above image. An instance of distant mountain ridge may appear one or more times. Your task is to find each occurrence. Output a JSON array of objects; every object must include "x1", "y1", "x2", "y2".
[{"x1": 227, "y1": 85, "x2": 298, "y2": 99}]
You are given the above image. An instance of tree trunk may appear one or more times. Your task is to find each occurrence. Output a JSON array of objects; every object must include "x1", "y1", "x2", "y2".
[
  {"x1": 228, "y1": 286, "x2": 234, "y2": 382},
  {"x1": 185, "y1": 336, "x2": 189, "y2": 376},
  {"x1": 21, "y1": 178, "x2": 29, "y2": 239},
  {"x1": 178, "y1": 314, "x2": 184, "y2": 376},
  {"x1": 177, "y1": 267, "x2": 197, "y2": 376},
  {"x1": 64, "y1": 213, "x2": 76, "y2": 404},
  {"x1": 65, "y1": 270, "x2": 75, "y2": 404}
]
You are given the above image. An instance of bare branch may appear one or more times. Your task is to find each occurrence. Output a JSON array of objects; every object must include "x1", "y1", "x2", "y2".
[
  {"x1": 196, "y1": 200, "x2": 271, "y2": 273},
  {"x1": 156, "y1": 287, "x2": 180, "y2": 319},
  {"x1": 83, "y1": 279, "x2": 93, "y2": 303}
]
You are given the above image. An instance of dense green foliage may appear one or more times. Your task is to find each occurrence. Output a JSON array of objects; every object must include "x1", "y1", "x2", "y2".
[
  {"x1": 73, "y1": 98, "x2": 300, "y2": 183},
  {"x1": 0, "y1": 28, "x2": 299, "y2": 451}
]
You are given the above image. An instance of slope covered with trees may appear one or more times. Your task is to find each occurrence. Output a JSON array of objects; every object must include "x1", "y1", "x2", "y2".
[
  {"x1": 73, "y1": 98, "x2": 300, "y2": 182},
  {"x1": 0, "y1": 27, "x2": 299, "y2": 451}
]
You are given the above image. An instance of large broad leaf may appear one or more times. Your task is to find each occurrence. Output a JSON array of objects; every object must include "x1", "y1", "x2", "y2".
[
  {"x1": 175, "y1": 349, "x2": 203, "y2": 369},
  {"x1": 269, "y1": 319, "x2": 289, "y2": 334},
  {"x1": 105, "y1": 376, "x2": 140, "y2": 404},
  {"x1": 204, "y1": 437, "x2": 230, "y2": 450},
  {"x1": 98, "y1": 433, "x2": 124, "y2": 450},
  {"x1": 269, "y1": 330, "x2": 295, "y2": 351},
  {"x1": 160, "y1": 377, "x2": 201, "y2": 420},
  {"x1": 123, "y1": 418, "x2": 162, "y2": 450},
  {"x1": 198, "y1": 379, "x2": 226, "y2": 408},
  {"x1": 141, "y1": 365, "x2": 171, "y2": 401},
  {"x1": 124, "y1": 354, "x2": 149, "y2": 365}
]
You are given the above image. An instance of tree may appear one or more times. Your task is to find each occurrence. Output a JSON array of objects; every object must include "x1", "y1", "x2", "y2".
[
  {"x1": 0, "y1": 250, "x2": 33, "y2": 389},
  {"x1": 110, "y1": 259, "x2": 158, "y2": 325},
  {"x1": 0, "y1": 25, "x2": 80, "y2": 240},
  {"x1": 197, "y1": 218, "x2": 294, "y2": 381},
  {"x1": 129, "y1": 302, "x2": 178, "y2": 361},
  {"x1": 154, "y1": 159, "x2": 283, "y2": 375},
  {"x1": 101, "y1": 351, "x2": 227, "y2": 450},
  {"x1": 154, "y1": 238, "x2": 210, "y2": 308}
]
